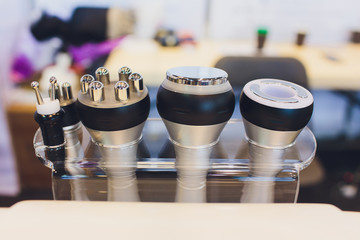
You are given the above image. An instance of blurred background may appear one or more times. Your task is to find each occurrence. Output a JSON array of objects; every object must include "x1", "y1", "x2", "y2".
[{"x1": 1, "y1": 0, "x2": 360, "y2": 210}]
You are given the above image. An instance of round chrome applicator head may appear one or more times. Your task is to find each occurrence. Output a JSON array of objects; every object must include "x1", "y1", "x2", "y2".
[
  {"x1": 157, "y1": 66, "x2": 235, "y2": 148},
  {"x1": 240, "y1": 79, "x2": 314, "y2": 148}
]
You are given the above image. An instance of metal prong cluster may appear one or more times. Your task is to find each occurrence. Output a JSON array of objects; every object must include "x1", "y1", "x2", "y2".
[
  {"x1": 47, "y1": 76, "x2": 74, "y2": 105},
  {"x1": 80, "y1": 66, "x2": 145, "y2": 103}
]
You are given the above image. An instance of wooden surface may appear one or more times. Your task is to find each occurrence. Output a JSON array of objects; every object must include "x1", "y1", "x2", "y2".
[
  {"x1": 106, "y1": 37, "x2": 360, "y2": 89},
  {"x1": 6, "y1": 104, "x2": 52, "y2": 191}
]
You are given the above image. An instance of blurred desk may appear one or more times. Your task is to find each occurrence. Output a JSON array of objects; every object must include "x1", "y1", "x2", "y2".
[
  {"x1": 105, "y1": 37, "x2": 360, "y2": 89},
  {"x1": 0, "y1": 201, "x2": 360, "y2": 239}
]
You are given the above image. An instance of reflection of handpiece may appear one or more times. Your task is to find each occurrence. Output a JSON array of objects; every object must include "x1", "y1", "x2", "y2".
[
  {"x1": 239, "y1": 79, "x2": 313, "y2": 203},
  {"x1": 157, "y1": 66, "x2": 235, "y2": 202},
  {"x1": 76, "y1": 66, "x2": 150, "y2": 201},
  {"x1": 49, "y1": 81, "x2": 86, "y2": 200},
  {"x1": 31, "y1": 79, "x2": 65, "y2": 176}
]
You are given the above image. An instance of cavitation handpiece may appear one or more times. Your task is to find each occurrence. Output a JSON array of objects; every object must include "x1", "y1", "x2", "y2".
[
  {"x1": 32, "y1": 79, "x2": 65, "y2": 172},
  {"x1": 32, "y1": 79, "x2": 65, "y2": 147},
  {"x1": 240, "y1": 79, "x2": 314, "y2": 148},
  {"x1": 156, "y1": 66, "x2": 235, "y2": 148},
  {"x1": 76, "y1": 67, "x2": 150, "y2": 146}
]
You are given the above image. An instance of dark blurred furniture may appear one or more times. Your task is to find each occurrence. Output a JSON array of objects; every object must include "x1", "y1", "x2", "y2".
[{"x1": 214, "y1": 56, "x2": 308, "y2": 88}]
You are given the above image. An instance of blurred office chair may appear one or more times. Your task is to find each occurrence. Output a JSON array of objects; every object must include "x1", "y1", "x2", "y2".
[{"x1": 214, "y1": 56, "x2": 308, "y2": 88}]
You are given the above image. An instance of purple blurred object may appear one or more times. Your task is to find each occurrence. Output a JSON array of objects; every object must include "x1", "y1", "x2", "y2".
[
  {"x1": 11, "y1": 54, "x2": 35, "y2": 84},
  {"x1": 69, "y1": 36, "x2": 126, "y2": 67}
]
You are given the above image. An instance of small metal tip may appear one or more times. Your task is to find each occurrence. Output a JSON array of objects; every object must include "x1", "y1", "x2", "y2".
[
  {"x1": 129, "y1": 73, "x2": 144, "y2": 92},
  {"x1": 89, "y1": 81, "x2": 105, "y2": 102},
  {"x1": 62, "y1": 82, "x2": 73, "y2": 101},
  {"x1": 95, "y1": 67, "x2": 110, "y2": 85},
  {"x1": 49, "y1": 76, "x2": 58, "y2": 101},
  {"x1": 80, "y1": 74, "x2": 95, "y2": 93},
  {"x1": 49, "y1": 76, "x2": 57, "y2": 84},
  {"x1": 31, "y1": 81, "x2": 44, "y2": 105},
  {"x1": 114, "y1": 81, "x2": 130, "y2": 101},
  {"x1": 118, "y1": 66, "x2": 132, "y2": 82},
  {"x1": 31, "y1": 81, "x2": 39, "y2": 89}
]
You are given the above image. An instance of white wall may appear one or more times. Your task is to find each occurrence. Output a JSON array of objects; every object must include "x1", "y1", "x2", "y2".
[
  {"x1": 32, "y1": 0, "x2": 360, "y2": 45},
  {"x1": 208, "y1": 0, "x2": 360, "y2": 45}
]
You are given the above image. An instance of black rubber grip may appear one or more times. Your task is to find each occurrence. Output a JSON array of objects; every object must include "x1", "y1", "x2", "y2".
[
  {"x1": 156, "y1": 86, "x2": 235, "y2": 125},
  {"x1": 76, "y1": 94, "x2": 150, "y2": 131},
  {"x1": 240, "y1": 91, "x2": 313, "y2": 131},
  {"x1": 34, "y1": 110, "x2": 65, "y2": 146},
  {"x1": 62, "y1": 102, "x2": 80, "y2": 127}
]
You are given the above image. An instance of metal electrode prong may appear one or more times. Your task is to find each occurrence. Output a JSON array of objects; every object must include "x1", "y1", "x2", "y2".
[
  {"x1": 118, "y1": 66, "x2": 132, "y2": 83},
  {"x1": 95, "y1": 67, "x2": 110, "y2": 85},
  {"x1": 62, "y1": 82, "x2": 73, "y2": 101},
  {"x1": 129, "y1": 73, "x2": 144, "y2": 92},
  {"x1": 114, "y1": 81, "x2": 130, "y2": 101},
  {"x1": 31, "y1": 81, "x2": 44, "y2": 105},
  {"x1": 80, "y1": 74, "x2": 95, "y2": 94},
  {"x1": 49, "y1": 76, "x2": 58, "y2": 101},
  {"x1": 89, "y1": 81, "x2": 105, "y2": 102}
]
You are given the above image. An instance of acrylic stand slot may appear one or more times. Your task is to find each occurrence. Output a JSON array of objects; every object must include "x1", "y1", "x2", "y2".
[{"x1": 33, "y1": 118, "x2": 316, "y2": 203}]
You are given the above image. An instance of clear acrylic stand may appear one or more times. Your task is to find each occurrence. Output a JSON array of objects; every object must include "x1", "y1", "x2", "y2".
[{"x1": 33, "y1": 119, "x2": 316, "y2": 203}]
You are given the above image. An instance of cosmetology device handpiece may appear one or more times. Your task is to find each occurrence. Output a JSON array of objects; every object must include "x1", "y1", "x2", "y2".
[
  {"x1": 239, "y1": 79, "x2": 314, "y2": 203},
  {"x1": 76, "y1": 66, "x2": 150, "y2": 147},
  {"x1": 157, "y1": 66, "x2": 235, "y2": 149},
  {"x1": 157, "y1": 66, "x2": 235, "y2": 202},
  {"x1": 240, "y1": 79, "x2": 313, "y2": 148},
  {"x1": 32, "y1": 78, "x2": 66, "y2": 173},
  {"x1": 32, "y1": 78, "x2": 65, "y2": 148}
]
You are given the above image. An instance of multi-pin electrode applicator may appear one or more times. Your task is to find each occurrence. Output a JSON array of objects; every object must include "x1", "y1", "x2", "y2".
[
  {"x1": 76, "y1": 66, "x2": 150, "y2": 147},
  {"x1": 76, "y1": 66, "x2": 149, "y2": 202}
]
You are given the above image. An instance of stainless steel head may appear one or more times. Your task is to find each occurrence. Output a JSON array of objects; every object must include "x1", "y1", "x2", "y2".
[
  {"x1": 158, "y1": 66, "x2": 235, "y2": 148},
  {"x1": 166, "y1": 66, "x2": 228, "y2": 86},
  {"x1": 77, "y1": 66, "x2": 150, "y2": 147}
]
